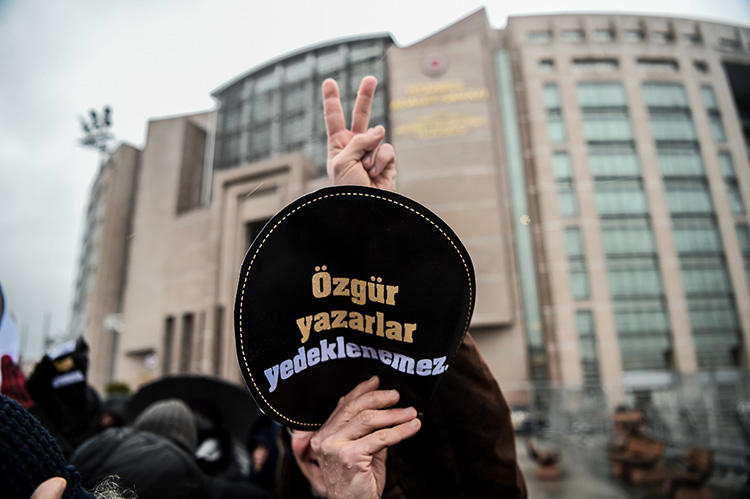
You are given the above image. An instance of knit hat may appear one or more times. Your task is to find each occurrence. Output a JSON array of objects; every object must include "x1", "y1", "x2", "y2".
[
  {"x1": 0, "y1": 394, "x2": 94, "y2": 499},
  {"x1": 133, "y1": 398, "x2": 197, "y2": 454}
]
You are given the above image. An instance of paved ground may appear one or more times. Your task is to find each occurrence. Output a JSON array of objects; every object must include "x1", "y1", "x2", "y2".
[{"x1": 516, "y1": 436, "x2": 749, "y2": 499}]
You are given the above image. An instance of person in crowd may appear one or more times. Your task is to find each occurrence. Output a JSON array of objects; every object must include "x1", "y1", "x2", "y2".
[
  {"x1": 71, "y1": 398, "x2": 271, "y2": 499},
  {"x1": 1, "y1": 353, "x2": 33, "y2": 408},
  {"x1": 26, "y1": 338, "x2": 102, "y2": 458},
  {"x1": 271, "y1": 76, "x2": 527, "y2": 498},
  {"x1": 246, "y1": 415, "x2": 279, "y2": 493}
]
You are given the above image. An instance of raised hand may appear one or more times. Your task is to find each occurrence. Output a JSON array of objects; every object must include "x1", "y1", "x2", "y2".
[
  {"x1": 292, "y1": 376, "x2": 421, "y2": 498},
  {"x1": 322, "y1": 76, "x2": 396, "y2": 191}
]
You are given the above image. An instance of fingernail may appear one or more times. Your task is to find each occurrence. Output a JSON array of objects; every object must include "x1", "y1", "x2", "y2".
[{"x1": 410, "y1": 418, "x2": 421, "y2": 428}]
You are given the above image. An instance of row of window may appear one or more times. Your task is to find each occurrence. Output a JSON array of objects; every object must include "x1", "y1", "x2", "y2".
[
  {"x1": 540, "y1": 57, "x2": 710, "y2": 75},
  {"x1": 214, "y1": 40, "x2": 389, "y2": 171},
  {"x1": 528, "y1": 25, "x2": 746, "y2": 52},
  {"x1": 558, "y1": 79, "x2": 746, "y2": 375}
]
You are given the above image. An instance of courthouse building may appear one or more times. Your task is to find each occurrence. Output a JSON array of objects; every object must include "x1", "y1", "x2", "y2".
[{"x1": 73, "y1": 9, "x2": 750, "y2": 408}]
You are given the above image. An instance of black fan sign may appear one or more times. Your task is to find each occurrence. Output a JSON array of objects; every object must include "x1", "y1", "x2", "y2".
[{"x1": 234, "y1": 185, "x2": 475, "y2": 430}]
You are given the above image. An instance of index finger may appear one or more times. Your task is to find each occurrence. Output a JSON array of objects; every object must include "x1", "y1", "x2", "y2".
[
  {"x1": 351, "y1": 76, "x2": 377, "y2": 134},
  {"x1": 322, "y1": 78, "x2": 347, "y2": 138}
]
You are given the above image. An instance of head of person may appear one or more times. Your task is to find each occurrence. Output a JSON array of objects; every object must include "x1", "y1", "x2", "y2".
[{"x1": 133, "y1": 398, "x2": 197, "y2": 454}]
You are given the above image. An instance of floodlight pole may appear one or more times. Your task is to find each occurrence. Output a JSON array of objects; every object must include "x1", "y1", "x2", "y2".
[{"x1": 78, "y1": 106, "x2": 115, "y2": 161}]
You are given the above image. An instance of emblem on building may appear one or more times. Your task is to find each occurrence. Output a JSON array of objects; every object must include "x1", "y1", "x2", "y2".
[{"x1": 423, "y1": 52, "x2": 448, "y2": 77}]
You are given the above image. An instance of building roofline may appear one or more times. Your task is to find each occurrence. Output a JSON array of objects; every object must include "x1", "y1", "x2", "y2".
[
  {"x1": 146, "y1": 109, "x2": 215, "y2": 124},
  {"x1": 210, "y1": 32, "x2": 395, "y2": 97},
  {"x1": 506, "y1": 11, "x2": 750, "y2": 29}
]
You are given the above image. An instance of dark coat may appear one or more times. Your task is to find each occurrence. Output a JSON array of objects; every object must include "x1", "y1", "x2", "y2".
[
  {"x1": 71, "y1": 427, "x2": 207, "y2": 499},
  {"x1": 72, "y1": 427, "x2": 272, "y2": 499},
  {"x1": 275, "y1": 334, "x2": 527, "y2": 499}
]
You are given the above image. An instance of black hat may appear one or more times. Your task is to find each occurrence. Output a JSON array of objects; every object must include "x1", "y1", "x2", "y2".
[
  {"x1": 234, "y1": 185, "x2": 475, "y2": 430},
  {"x1": 0, "y1": 394, "x2": 94, "y2": 498}
]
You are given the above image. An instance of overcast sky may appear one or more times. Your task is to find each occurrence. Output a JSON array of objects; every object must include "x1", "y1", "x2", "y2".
[{"x1": 1, "y1": 0, "x2": 748, "y2": 360}]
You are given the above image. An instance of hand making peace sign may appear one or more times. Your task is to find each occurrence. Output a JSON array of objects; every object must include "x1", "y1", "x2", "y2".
[{"x1": 322, "y1": 76, "x2": 396, "y2": 191}]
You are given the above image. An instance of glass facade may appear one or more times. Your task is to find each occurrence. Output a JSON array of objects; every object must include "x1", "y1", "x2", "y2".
[
  {"x1": 565, "y1": 227, "x2": 589, "y2": 300},
  {"x1": 644, "y1": 82, "x2": 741, "y2": 369},
  {"x1": 578, "y1": 81, "x2": 672, "y2": 371},
  {"x1": 576, "y1": 310, "x2": 600, "y2": 383},
  {"x1": 213, "y1": 36, "x2": 392, "y2": 173}
]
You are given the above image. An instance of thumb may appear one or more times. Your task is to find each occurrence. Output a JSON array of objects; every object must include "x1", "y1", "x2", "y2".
[
  {"x1": 31, "y1": 477, "x2": 67, "y2": 499},
  {"x1": 333, "y1": 126, "x2": 384, "y2": 163}
]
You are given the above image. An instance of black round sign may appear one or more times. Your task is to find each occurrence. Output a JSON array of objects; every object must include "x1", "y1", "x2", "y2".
[{"x1": 234, "y1": 185, "x2": 475, "y2": 429}]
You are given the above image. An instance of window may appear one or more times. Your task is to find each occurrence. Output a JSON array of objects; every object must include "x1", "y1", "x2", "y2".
[
  {"x1": 251, "y1": 94, "x2": 275, "y2": 123},
  {"x1": 285, "y1": 57, "x2": 311, "y2": 83},
  {"x1": 643, "y1": 82, "x2": 689, "y2": 108},
  {"x1": 623, "y1": 29, "x2": 644, "y2": 42},
  {"x1": 595, "y1": 179, "x2": 649, "y2": 215},
  {"x1": 577, "y1": 82, "x2": 627, "y2": 108},
  {"x1": 681, "y1": 32, "x2": 702, "y2": 45},
  {"x1": 349, "y1": 42, "x2": 382, "y2": 62},
  {"x1": 560, "y1": 29, "x2": 584, "y2": 42},
  {"x1": 573, "y1": 58, "x2": 619, "y2": 73},
  {"x1": 701, "y1": 85, "x2": 726, "y2": 142},
  {"x1": 601, "y1": 217, "x2": 655, "y2": 255},
  {"x1": 649, "y1": 109, "x2": 697, "y2": 141},
  {"x1": 248, "y1": 127, "x2": 271, "y2": 160},
  {"x1": 529, "y1": 30, "x2": 552, "y2": 43},
  {"x1": 283, "y1": 84, "x2": 308, "y2": 114},
  {"x1": 593, "y1": 29, "x2": 614, "y2": 42},
  {"x1": 543, "y1": 84, "x2": 566, "y2": 143},
  {"x1": 162, "y1": 316, "x2": 175, "y2": 375},
  {"x1": 213, "y1": 306, "x2": 223, "y2": 376},
  {"x1": 672, "y1": 216, "x2": 723, "y2": 254},
  {"x1": 690, "y1": 296, "x2": 740, "y2": 368},
  {"x1": 637, "y1": 58, "x2": 679, "y2": 73},
  {"x1": 179, "y1": 313, "x2": 194, "y2": 373},
  {"x1": 737, "y1": 223, "x2": 750, "y2": 289},
  {"x1": 681, "y1": 255, "x2": 732, "y2": 295},
  {"x1": 651, "y1": 31, "x2": 673, "y2": 44},
  {"x1": 282, "y1": 113, "x2": 306, "y2": 146},
  {"x1": 553, "y1": 152, "x2": 578, "y2": 217},
  {"x1": 350, "y1": 59, "x2": 382, "y2": 92},
  {"x1": 576, "y1": 310, "x2": 600, "y2": 382},
  {"x1": 657, "y1": 143, "x2": 704, "y2": 176},
  {"x1": 608, "y1": 256, "x2": 663, "y2": 297},
  {"x1": 565, "y1": 227, "x2": 589, "y2": 300},
  {"x1": 588, "y1": 143, "x2": 640, "y2": 177},
  {"x1": 582, "y1": 110, "x2": 633, "y2": 141},
  {"x1": 220, "y1": 133, "x2": 241, "y2": 167},
  {"x1": 317, "y1": 49, "x2": 344, "y2": 74},
  {"x1": 223, "y1": 105, "x2": 243, "y2": 131},
  {"x1": 719, "y1": 37, "x2": 741, "y2": 50},
  {"x1": 254, "y1": 70, "x2": 277, "y2": 94},
  {"x1": 693, "y1": 60, "x2": 709, "y2": 73},
  {"x1": 539, "y1": 59, "x2": 555, "y2": 72},
  {"x1": 664, "y1": 178, "x2": 714, "y2": 214},
  {"x1": 719, "y1": 152, "x2": 745, "y2": 214},
  {"x1": 614, "y1": 299, "x2": 671, "y2": 371}
]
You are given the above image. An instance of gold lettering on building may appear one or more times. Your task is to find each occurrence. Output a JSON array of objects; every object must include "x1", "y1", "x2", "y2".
[
  {"x1": 396, "y1": 112, "x2": 486, "y2": 139},
  {"x1": 390, "y1": 80, "x2": 488, "y2": 111}
]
